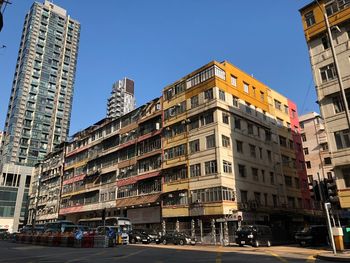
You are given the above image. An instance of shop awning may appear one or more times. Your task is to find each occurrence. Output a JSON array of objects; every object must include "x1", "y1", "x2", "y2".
[{"x1": 115, "y1": 193, "x2": 161, "y2": 208}]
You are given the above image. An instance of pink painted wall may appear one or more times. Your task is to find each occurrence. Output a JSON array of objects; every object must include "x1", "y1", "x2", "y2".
[{"x1": 287, "y1": 99, "x2": 311, "y2": 209}]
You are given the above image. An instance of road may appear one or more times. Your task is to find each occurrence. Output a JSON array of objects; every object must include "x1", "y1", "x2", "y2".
[{"x1": 0, "y1": 241, "x2": 334, "y2": 263}]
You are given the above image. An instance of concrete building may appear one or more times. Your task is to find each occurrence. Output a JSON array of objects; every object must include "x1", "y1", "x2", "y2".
[
  {"x1": 30, "y1": 60, "x2": 314, "y2": 240},
  {"x1": 299, "y1": 112, "x2": 335, "y2": 207},
  {"x1": 107, "y1": 78, "x2": 136, "y2": 118},
  {"x1": 27, "y1": 143, "x2": 65, "y2": 225},
  {"x1": 300, "y1": 1, "x2": 350, "y2": 208},
  {"x1": 0, "y1": 0, "x2": 80, "y2": 232}
]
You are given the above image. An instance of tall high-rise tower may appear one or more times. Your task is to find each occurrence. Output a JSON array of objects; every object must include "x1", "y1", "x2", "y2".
[
  {"x1": 107, "y1": 77, "x2": 136, "y2": 118},
  {"x1": 1, "y1": 0, "x2": 80, "y2": 166},
  {"x1": 0, "y1": 0, "x2": 80, "y2": 233}
]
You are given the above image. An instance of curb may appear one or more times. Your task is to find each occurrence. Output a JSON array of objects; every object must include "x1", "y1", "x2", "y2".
[{"x1": 317, "y1": 253, "x2": 350, "y2": 262}]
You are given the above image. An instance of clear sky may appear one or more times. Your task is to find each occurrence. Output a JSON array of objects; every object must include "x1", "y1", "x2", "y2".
[{"x1": 0, "y1": 0, "x2": 317, "y2": 136}]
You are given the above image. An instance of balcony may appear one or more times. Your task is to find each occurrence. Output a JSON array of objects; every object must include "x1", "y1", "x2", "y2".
[{"x1": 163, "y1": 179, "x2": 189, "y2": 193}]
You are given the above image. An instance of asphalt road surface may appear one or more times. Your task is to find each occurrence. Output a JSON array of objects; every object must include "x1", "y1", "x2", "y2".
[{"x1": 0, "y1": 241, "x2": 334, "y2": 263}]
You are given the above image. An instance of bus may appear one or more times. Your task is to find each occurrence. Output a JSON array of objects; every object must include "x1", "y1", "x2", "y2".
[{"x1": 78, "y1": 217, "x2": 132, "y2": 233}]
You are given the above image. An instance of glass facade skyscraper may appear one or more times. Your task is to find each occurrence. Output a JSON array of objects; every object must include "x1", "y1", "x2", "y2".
[
  {"x1": 1, "y1": 0, "x2": 80, "y2": 166},
  {"x1": 0, "y1": 1, "x2": 80, "y2": 233}
]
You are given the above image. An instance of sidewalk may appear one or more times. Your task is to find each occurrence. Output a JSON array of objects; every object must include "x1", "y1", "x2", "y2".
[{"x1": 317, "y1": 250, "x2": 350, "y2": 262}]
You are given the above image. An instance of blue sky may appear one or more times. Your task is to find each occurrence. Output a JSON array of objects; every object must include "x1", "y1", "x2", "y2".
[{"x1": 0, "y1": 0, "x2": 316, "y2": 136}]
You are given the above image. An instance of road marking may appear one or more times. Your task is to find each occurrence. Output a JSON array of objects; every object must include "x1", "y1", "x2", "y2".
[
  {"x1": 267, "y1": 252, "x2": 289, "y2": 263},
  {"x1": 306, "y1": 255, "x2": 316, "y2": 263},
  {"x1": 65, "y1": 250, "x2": 106, "y2": 263},
  {"x1": 116, "y1": 248, "x2": 148, "y2": 259}
]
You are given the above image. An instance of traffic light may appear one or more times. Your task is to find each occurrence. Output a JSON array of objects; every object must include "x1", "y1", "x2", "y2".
[
  {"x1": 312, "y1": 180, "x2": 321, "y2": 201},
  {"x1": 324, "y1": 178, "x2": 339, "y2": 203}
]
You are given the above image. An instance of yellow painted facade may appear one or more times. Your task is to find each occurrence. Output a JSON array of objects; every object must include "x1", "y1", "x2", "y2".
[{"x1": 300, "y1": 0, "x2": 350, "y2": 41}]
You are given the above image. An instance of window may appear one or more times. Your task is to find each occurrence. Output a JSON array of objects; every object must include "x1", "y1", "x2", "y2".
[
  {"x1": 304, "y1": 148, "x2": 309, "y2": 155},
  {"x1": 206, "y1": 134, "x2": 216, "y2": 149},
  {"x1": 248, "y1": 123, "x2": 253, "y2": 135},
  {"x1": 276, "y1": 117, "x2": 284, "y2": 127},
  {"x1": 231, "y1": 75, "x2": 237, "y2": 86},
  {"x1": 291, "y1": 109, "x2": 296, "y2": 119},
  {"x1": 252, "y1": 168, "x2": 259, "y2": 181},
  {"x1": 232, "y1": 96, "x2": 238, "y2": 107},
  {"x1": 189, "y1": 139, "x2": 200, "y2": 153},
  {"x1": 252, "y1": 87, "x2": 256, "y2": 97},
  {"x1": 267, "y1": 150, "x2": 272, "y2": 162},
  {"x1": 321, "y1": 143, "x2": 329, "y2": 151},
  {"x1": 201, "y1": 111, "x2": 214, "y2": 126},
  {"x1": 261, "y1": 170, "x2": 265, "y2": 182},
  {"x1": 249, "y1": 144, "x2": 256, "y2": 158},
  {"x1": 191, "y1": 186, "x2": 234, "y2": 204},
  {"x1": 320, "y1": 63, "x2": 337, "y2": 83},
  {"x1": 259, "y1": 147, "x2": 263, "y2": 159},
  {"x1": 236, "y1": 140, "x2": 243, "y2": 153},
  {"x1": 260, "y1": 91, "x2": 264, "y2": 101},
  {"x1": 204, "y1": 88, "x2": 214, "y2": 100},
  {"x1": 246, "y1": 102, "x2": 252, "y2": 114},
  {"x1": 238, "y1": 164, "x2": 246, "y2": 177},
  {"x1": 270, "y1": 172, "x2": 275, "y2": 185},
  {"x1": 342, "y1": 168, "x2": 350, "y2": 187},
  {"x1": 205, "y1": 160, "x2": 217, "y2": 175},
  {"x1": 284, "y1": 105, "x2": 289, "y2": 114},
  {"x1": 191, "y1": 95, "x2": 199, "y2": 108},
  {"x1": 222, "y1": 135, "x2": 230, "y2": 148},
  {"x1": 274, "y1": 99, "x2": 282, "y2": 110},
  {"x1": 190, "y1": 164, "x2": 201, "y2": 177},
  {"x1": 321, "y1": 35, "x2": 330, "y2": 50},
  {"x1": 285, "y1": 176, "x2": 292, "y2": 187},
  {"x1": 219, "y1": 90, "x2": 226, "y2": 101},
  {"x1": 223, "y1": 161, "x2": 232, "y2": 173},
  {"x1": 234, "y1": 118, "x2": 241, "y2": 129},
  {"x1": 333, "y1": 96, "x2": 344, "y2": 113},
  {"x1": 305, "y1": 11, "x2": 315, "y2": 27},
  {"x1": 301, "y1": 133, "x2": 307, "y2": 142},
  {"x1": 324, "y1": 157, "x2": 332, "y2": 165},
  {"x1": 325, "y1": 2, "x2": 339, "y2": 16},
  {"x1": 306, "y1": 161, "x2": 311, "y2": 169},
  {"x1": 254, "y1": 192, "x2": 261, "y2": 205},
  {"x1": 222, "y1": 112, "x2": 229, "y2": 124},
  {"x1": 334, "y1": 129, "x2": 350, "y2": 149},
  {"x1": 272, "y1": 194, "x2": 277, "y2": 207},
  {"x1": 240, "y1": 190, "x2": 248, "y2": 203},
  {"x1": 243, "y1": 82, "x2": 249, "y2": 93},
  {"x1": 279, "y1": 136, "x2": 287, "y2": 147},
  {"x1": 294, "y1": 178, "x2": 300, "y2": 189}
]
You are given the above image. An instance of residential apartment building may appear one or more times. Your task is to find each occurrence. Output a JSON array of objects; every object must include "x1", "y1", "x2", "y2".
[
  {"x1": 300, "y1": 0, "x2": 350, "y2": 208},
  {"x1": 299, "y1": 112, "x2": 336, "y2": 206},
  {"x1": 30, "y1": 60, "x2": 312, "y2": 239},
  {"x1": 107, "y1": 78, "x2": 136, "y2": 118},
  {"x1": 27, "y1": 143, "x2": 65, "y2": 225},
  {"x1": 0, "y1": 0, "x2": 80, "y2": 233}
]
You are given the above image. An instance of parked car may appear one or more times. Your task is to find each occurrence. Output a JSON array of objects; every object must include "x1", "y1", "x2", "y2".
[
  {"x1": 295, "y1": 225, "x2": 329, "y2": 246},
  {"x1": 128, "y1": 230, "x2": 151, "y2": 244},
  {"x1": 235, "y1": 225, "x2": 272, "y2": 247},
  {"x1": 144, "y1": 229, "x2": 161, "y2": 244},
  {"x1": 160, "y1": 232, "x2": 196, "y2": 245}
]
